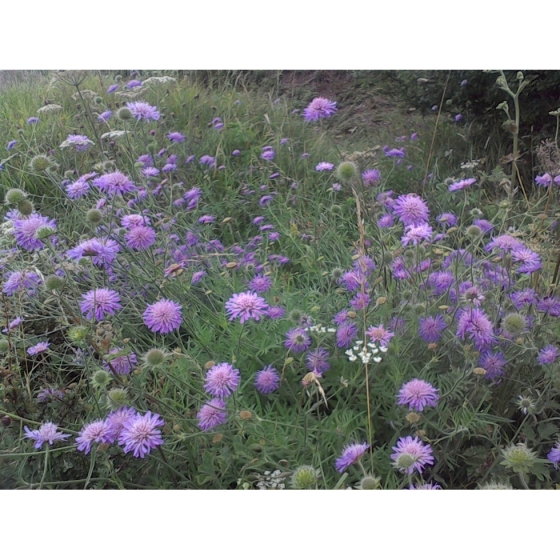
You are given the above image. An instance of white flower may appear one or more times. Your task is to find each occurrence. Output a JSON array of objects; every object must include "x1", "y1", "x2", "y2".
[
  {"x1": 143, "y1": 76, "x2": 176, "y2": 85},
  {"x1": 101, "y1": 130, "x2": 130, "y2": 140},
  {"x1": 37, "y1": 104, "x2": 63, "y2": 114}
]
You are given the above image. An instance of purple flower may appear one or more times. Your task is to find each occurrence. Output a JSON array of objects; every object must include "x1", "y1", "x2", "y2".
[
  {"x1": 126, "y1": 79, "x2": 142, "y2": 89},
  {"x1": 398, "y1": 379, "x2": 439, "y2": 411},
  {"x1": 448, "y1": 178, "x2": 476, "y2": 192},
  {"x1": 535, "y1": 173, "x2": 553, "y2": 187},
  {"x1": 339, "y1": 270, "x2": 366, "y2": 292},
  {"x1": 366, "y1": 324, "x2": 394, "y2": 347},
  {"x1": 232, "y1": 149, "x2": 241, "y2": 156},
  {"x1": 510, "y1": 289, "x2": 538, "y2": 309},
  {"x1": 536, "y1": 296, "x2": 560, "y2": 316},
  {"x1": 107, "y1": 84, "x2": 118, "y2": 93},
  {"x1": 2, "y1": 270, "x2": 42, "y2": 296},
  {"x1": 418, "y1": 315, "x2": 446, "y2": 343},
  {"x1": 225, "y1": 291, "x2": 269, "y2": 324},
  {"x1": 485, "y1": 234, "x2": 524, "y2": 253},
  {"x1": 454, "y1": 114, "x2": 463, "y2": 122},
  {"x1": 67, "y1": 237, "x2": 119, "y2": 267},
  {"x1": 125, "y1": 225, "x2": 156, "y2": 250},
  {"x1": 285, "y1": 328, "x2": 312, "y2": 353},
  {"x1": 121, "y1": 214, "x2": 151, "y2": 228},
  {"x1": 384, "y1": 147, "x2": 406, "y2": 158},
  {"x1": 547, "y1": 443, "x2": 560, "y2": 469},
  {"x1": 248, "y1": 274, "x2": 273, "y2": 293},
  {"x1": 306, "y1": 347, "x2": 330, "y2": 374},
  {"x1": 142, "y1": 166, "x2": 160, "y2": 177},
  {"x1": 93, "y1": 171, "x2": 136, "y2": 197},
  {"x1": 377, "y1": 214, "x2": 395, "y2": 228},
  {"x1": 65, "y1": 179, "x2": 91, "y2": 199},
  {"x1": 24, "y1": 422, "x2": 70, "y2": 449},
  {"x1": 261, "y1": 148, "x2": 275, "y2": 161},
  {"x1": 3, "y1": 317, "x2": 22, "y2": 333},
  {"x1": 61, "y1": 134, "x2": 93, "y2": 152},
  {"x1": 98, "y1": 110, "x2": 112, "y2": 122},
  {"x1": 105, "y1": 407, "x2": 137, "y2": 442},
  {"x1": 401, "y1": 223, "x2": 433, "y2": 246},
  {"x1": 537, "y1": 345, "x2": 559, "y2": 365},
  {"x1": 27, "y1": 341, "x2": 50, "y2": 356},
  {"x1": 199, "y1": 155, "x2": 216, "y2": 167},
  {"x1": 362, "y1": 168, "x2": 381, "y2": 185},
  {"x1": 7, "y1": 140, "x2": 17, "y2": 151},
  {"x1": 76, "y1": 420, "x2": 113, "y2": 454},
  {"x1": 204, "y1": 362, "x2": 240, "y2": 398},
  {"x1": 336, "y1": 322, "x2": 358, "y2": 348},
  {"x1": 266, "y1": 306, "x2": 285, "y2": 319},
  {"x1": 315, "y1": 162, "x2": 334, "y2": 172},
  {"x1": 456, "y1": 308, "x2": 494, "y2": 350},
  {"x1": 80, "y1": 288, "x2": 122, "y2": 321},
  {"x1": 254, "y1": 365, "x2": 280, "y2": 394},
  {"x1": 37, "y1": 387, "x2": 64, "y2": 403},
  {"x1": 198, "y1": 215, "x2": 215, "y2": 224},
  {"x1": 335, "y1": 442, "x2": 368, "y2": 473},
  {"x1": 392, "y1": 194, "x2": 429, "y2": 226},
  {"x1": 197, "y1": 399, "x2": 227, "y2": 431},
  {"x1": 436, "y1": 213, "x2": 457, "y2": 227},
  {"x1": 259, "y1": 195, "x2": 274, "y2": 207},
  {"x1": 167, "y1": 131, "x2": 185, "y2": 143},
  {"x1": 13, "y1": 213, "x2": 56, "y2": 251},
  {"x1": 126, "y1": 101, "x2": 160, "y2": 121},
  {"x1": 118, "y1": 411, "x2": 164, "y2": 458},
  {"x1": 473, "y1": 219, "x2": 493, "y2": 234},
  {"x1": 303, "y1": 97, "x2": 337, "y2": 122},
  {"x1": 143, "y1": 299, "x2": 182, "y2": 334},
  {"x1": 511, "y1": 247, "x2": 542, "y2": 274},
  {"x1": 391, "y1": 436, "x2": 434, "y2": 474},
  {"x1": 104, "y1": 347, "x2": 137, "y2": 375},
  {"x1": 349, "y1": 292, "x2": 371, "y2": 311},
  {"x1": 409, "y1": 482, "x2": 441, "y2": 489},
  {"x1": 479, "y1": 351, "x2": 507, "y2": 379}
]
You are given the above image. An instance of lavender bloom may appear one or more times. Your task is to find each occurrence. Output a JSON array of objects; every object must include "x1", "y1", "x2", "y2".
[
  {"x1": 511, "y1": 247, "x2": 542, "y2": 274},
  {"x1": 105, "y1": 407, "x2": 137, "y2": 442},
  {"x1": 366, "y1": 324, "x2": 394, "y2": 347},
  {"x1": 335, "y1": 442, "x2": 368, "y2": 473},
  {"x1": 225, "y1": 291, "x2": 269, "y2": 324},
  {"x1": 13, "y1": 213, "x2": 56, "y2": 251},
  {"x1": 315, "y1": 162, "x2": 335, "y2": 171},
  {"x1": 362, "y1": 168, "x2": 381, "y2": 185},
  {"x1": 285, "y1": 328, "x2": 312, "y2": 353},
  {"x1": 93, "y1": 171, "x2": 136, "y2": 197},
  {"x1": 535, "y1": 173, "x2": 553, "y2": 187},
  {"x1": 547, "y1": 444, "x2": 560, "y2": 469},
  {"x1": 66, "y1": 179, "x2": 90, "y2": 199},
  {"x1": 479, "y1": 351, "x2": 507, "y2": 379},
  {"x1": 121, "y1": 214, "x2": 151, "y2": 228},
  {"x1": 125, "y1": 225, "x2": 156, "y2": 250},
  {"x1": 397, "y1": 379, "x2": 439, "y2": 411},
  {"x1": 76, "y1": 420, "x2": 113, "y2": 454},
  {"x1": 537, "y1": 345, "x2": 559, "y2": 365},
  {"x1": 197, "y1": 399, "x2": 227, "y2": 431},
  {"x1": 336, "y1": 322, "x2": 358, "y2": 348},
  {"x1": 198, "y1": 215, "x2": 215, "y2": 224},
  {"x1": 7, "y1": 140, "x2": 17, "y2": 150},
  {"x1": 254, "y1": 365, "x2": 280, "y2": 394},
  {"x1": 2, "y1": 270, "x2": 42, "y2": 296},
  {"x1": 303, "y1": 97, "x2": 337, "y2": 122},
  {"x1": 143, "y1": 299, "x2": 182, "y2": 334},
  {"x1": 266, "y1": 306, "x2": 285, "y2": 319},
  {"x1": 199, "y1": 155, "x2": 216, "y2": 167},
  {"x1": 118, "y1": 411, "x2": 164, "y2": 458},
  {"x1": 37, "y1": 387, "x2": 64, "y2": 403},
  {"x1": 536, "y1": 296, "x2": 560, "y2": 316},
  {"x1": 401, "y1": 223, "x2": 433, "y2": 246},
  {"x1": 80, "y1": 288, "x2": 122, "y2": 321},
  {"x1": 456, "y1": 308, "x2": 494, "y2": 350},
  {"x1": 349, "y1": 292, "x2": 371, "y2": 310},
  {"x1": 392, "y1": 194, "x2": 429, "y2": 226},
  {"x1": 137, "y1": 154, "x2": 153, "y2": 167},
  {"x1": 27, "y1": 341, "x2": 50, "y2": 356},
  {"x1": 204, "y1": 362, "x2": 240, "y2": 398},
  {"x1": 3, "y1": 317, "x2": 22, "y2": 333},
  {"x1": 261, "y1": 148, "x2": 275, "y2": 161},
  {"x1": 107, "y1": 84, "x2": 118, "y2": 93},
  {"x1": 126, "y1": 101, "x2": 160, "y2": 121},
  {"x1": 191, "y1": 270, "x2": 206, "y2": 285},
  {"x1": 378, "y1": 214, "x2": 395, "y2": 228},
  {"x1": 455, "y1": 114, "x2": 463, "y2": 122},
  {"x1": 306, "y1": 347, "x2": 330, "y2": 374},
  {"x1": 418, "y1": 315, "x2": 446, "y2": 343},
  {"x1": 339, "y1": 270, "x2": 367, "y2": 292},
  {"x1": 384, "y1": 147, "x2": 406, "y2": 158},
  {"x1": 485, "y1": 235, "x2": 525, "y2": 253},
  {"x1": 259, "y1": 195, "x2": 274, "y2": 206},
  {"x1": 142, "y1": 166, "x2": 160, "y2": 177},
  {"x1": 391, "y1": 436, "x2": 434, "y2": 474},
  {"x1": 60, "y1": 134, "x2": 93, "y2": 152},
  {"x1": 473, "y1": 219, "x2": 494, "y2": 234},
  {"x1": 510, "y1": 289, "x2": 538, "y2": 309},
  {"x1": 248, "y1": 274, "x2": 273, "y2": 293},
  {"x1": 104, "y1": 347, "x2": 137, "y2": 375},
  {"x1": 448, "y1": 178, "x2": 476, "y2": 192},
  {"x1": 98, "y1": 110, "x2": 112, "y2": 122},
  {"x1": 167, "y1": 132, "x2": 185, "y2": 144},
  {"x1": 24, "y1": 422, "x2": 70, "y2": 449},
  {"x1": 126, "y1": 79, "x2": 142, "y2": 89},
  {"x1": 67, "y1": 238, "x2": 119, "y2": 267},
  {"x1": 436, "y1": 213, "x2": 457, "y2": 227}
]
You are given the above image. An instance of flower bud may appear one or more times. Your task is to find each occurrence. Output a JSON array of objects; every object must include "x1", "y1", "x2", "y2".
[
  {"x1": 336, "y1": 161, "x2": 358, "y2": 182},
  {"x1": 45, "y1": 275, "x2": 65, "y2": 291},
  {"x1": 86, "y1": 209, "x2": 103, "y2": 224},
  {"x1": 106, "y1": 387, "x2": 129, "y2": 410},
  {"x1": 5, "y1": 188, "x2": 27, "y2": 205},
  {"x1": 116, "y1": 107, "x2": 133, "y2": 120},
  {"x1": 90, "y1": 369, "x2": 111, "y2": 389},
  {"x1": 500, "y1": 443, "x2": 537, "y2": 473},
  {"x1": 291, "y1": 465, "x2": 320, "y2": 489},
  {"x1": 0, "y1": 339, "x2": 9, "y2": 353},
  {"x1": 29, "y1": 155, "x2": 51, "y2": 173},
  {"x1": 144, "y1": 348, "x2": 167, "y2": 367},
  {"x1": 35, "y1": 225, "x2": 56, "y2": 240},
  {"x1": 357, "y1": 475, "x2": 381, "y2": 490},
  {"x1": 17, "y1": 199, "x2": 34, "y2": 216}
]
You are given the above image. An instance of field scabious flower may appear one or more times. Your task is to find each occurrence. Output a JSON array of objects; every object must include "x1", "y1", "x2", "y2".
[
  {"x1": 366, "y1": 324, "x2": 394, "y2": 347},
  {"x1": 76, "y1": 420, "x2": 112, "y2": 454},
  {"x1": 197, "y1": 398, "x2": 227, "y2": 431},
  {"x1": 418, "y1": 315, "x2": 446, "y2": 343},
  {"x1": 93, "y1": 171, "x2": 136, "y2": 196},
  {"x1": 204, "y1": 362, "x2": 240, "y2": 398},
  {"x1": 104, "y1": 348, "x2": 137, "y2": 375},
  {"x1": 436, "y1": 213, "x2": 457, "y2": 227},
  {"x1": 335, "y1": 442, "x2": 368, "y2": 473},
  {"x1": 13, "y1": 213, "x2": 56, "y2": 250},
  {"x1": 537, "y1": 345, "x2": 559, "y2": 365},
  {"x1": 547, "y1": 443, "x2": 560, "y2": 469},
  {"x1": 80, "y1": 288, "x2": 122, "y2": 321},
  {"x1": 143, "y1": 299, "x2": 182, "y2": 334},
  {"x1": 456, "y1": 308, "x2": 494, "y2": 350},
  {"x1": 24, "y1": 422, "x2": 70, "y2": 449},
  {"x1": 535, "y1": 173, "x2": 553, "y2": 187},
  {"x1": 511, "y1": 247, "x2": 542, "y2": 274},
  {"x1": 315, "y1": 162, "x2": 334, "y2": 171},
  {"x1": 105, "y1": 407, "x2": 137, "y2": 441},
  {"x1": 125, "y1": 225, "x2": 156, "y2": 250},
  {"x1": 448, "y1": 178, "x2": 476, "y2": 192},
  {"x1": 303, "y1": 97, "x2": 337, "y2": 122},
  {"x1": 2, "y1": 270, "x2": 42, "y2": 296},
  {"x1": 306, "y1": 347, "x2": 330, "y2": 374},
  {"x1": 336, "y1": 322, "x2": 358, "y2": 348},
  {"x1": 254, "y1": 365, "x2": 280, "y2": 394},
  {"x1": 536, "y1": 296, "x2": 560, "y2": 316},
  {"x1": 27, "y1": 341, "x2": 50, "y2": 356},
  {"x1": 60, "y1": 134, "x2": 94, "y2": 152},
  {"x1": 397, "y1": 379, "x2": 439, "y2": 411},
  {"x1": 401, "y1": 223, "x2": 433, "y2": 246},
  {"x1": 392, "y1": 194, "x2": 429, "y2": 226},
  {"x1": 247, "y1": 274, "x2": 273, "y2": 293},
  {"x1": 285, "y1": 327, "x2": 312, "y2": 353},
  {"x1": 118, "y1": 411, "x2": 164, "y2": 458},
  {"x1": 126, "y1": 101, "x2": 160, "y2": 121},
  {"x1": 362, "y1": 168, "x2": 381, "y2": 185},
  {"x1": 391, "y1": 436, "x2": 434, "y2": 474},
  {"x1": 225, "y1": 291, "x2": 269, "y2": 324},
  {"x1": 478, "y1": 351, "x2": 507, "y2": 379}
]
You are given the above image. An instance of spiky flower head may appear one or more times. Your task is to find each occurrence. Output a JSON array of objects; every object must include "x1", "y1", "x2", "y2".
[
  {"x1": 336, "y1": 161, "x2": 358, "y2": 182},
  {"x1": 335, "y1": 442, "x2": 369, "y2": 473},
  {"x1": 357, "y1": 475, "x2": 381, "y2": 490},
  {"x1": 24, "y1": 422, "x2": 70, "y2": 449},
  {"x1": 90, "y1": 369, "x2": 111, "y2": 389},
  {"x1": 68, "y1": 325, "x2": 88, "y2": 344},
  {"x1": 290, "y1": 465, "x2": 320, "y2": 489},
  {"x1": 477, "y1": 480, "x2": 514, "y2": 490},
  {"x1": 29, "y1": 155, "x2": 51, "y2": 173},
  {"x1": 303, "y1": 97, "x2": 337, "y2": 122},
  {"x1": 116, "y1": 107, "x2": 133, "y2": 120},
  {"x1": 390, "y1": 436, "x2": 434, "y2": 475},
  {"x1": 397, "y1": 379, "x2": 439, "y2": 412},
  {"x1": 500, "y1": 443, "x2": 537, "y2": 474},
  {"x1": 143, "y1": 348, "x2": 168, "y2": 367},
  {"x1": 503, "y1": 313, "x2": 527, "y2": 336},
  {"x1": 5, "y1": 188, "x2": 27, "y2": 205},
  {"x1": 86, "y1": 209, "x2": 103, "y2": 224},
  {"x1": 516, "y1": 395, "x2": 537, "y2": 415},
  {"x1": 17, "y1": 199, "x2": 34, "y2": 216},
  {"x1": 106, "y1": 387, "x2": 129, "y2": 410}
]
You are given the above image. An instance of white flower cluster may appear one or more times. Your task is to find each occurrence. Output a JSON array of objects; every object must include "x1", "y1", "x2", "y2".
[
  {"x1": 37, "y1": 104, "x2": 63, "y2": 114},
  {"x1": 143, "y1": 76, "x2": 176, "y2": 85},
  {"x1": 303, "y1": 325, "x2": 336, "y2": 334},
  {"x1": 345, "y1": 342, "x2": 388, "y2": 364},
  {"x1": 101, "y1": 130, "x2": 130, "y2": 140},
  {"x1": 256, "y1": 470, "x2": 286, "y2": 490}
]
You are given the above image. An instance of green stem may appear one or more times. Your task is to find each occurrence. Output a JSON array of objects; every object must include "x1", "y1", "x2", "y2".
[
  {"x1": 39, "y1": 444, "x2": 50, "y2": 489},
  {"x1": 518, "y1": 471, "x2": 529, "y2": 490}
]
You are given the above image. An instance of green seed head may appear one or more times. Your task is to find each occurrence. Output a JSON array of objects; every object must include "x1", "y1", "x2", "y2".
[
  {"x1": 116, "y1": 107, "x2": 133, "y2": 121},
  {"x1": 29, "y1": 155, "x2": 51, "y2": 173},
  {"x1": 290, "y1": 465, "x2": 320, "y2": 489},
  {"x1": 466, "y1": 225, "x2": 482, "y2": 238},
  {"x1": 143, "y1": 348, "x2": 167, "y2": 367},
  {"x1": 503, "y1": 313, "x2": 526, "y2": 336},
  {"x1": 5, "y1": 188, "x2": 27, "y2": 205},
  {"x1": 395, "y1": 453, "x2": 416, "y2": 471},
  {"x1": 45, "y1": 275, "x2": 65, "y2": 291},
  {"x1": 500, "y1": 443, "x2": 537, "y2": 474},
  {"x1": 106, "y1": 387, "x2": 129, "y2": 410},
  {"x1": 86, "y1": 209, "x2": 103, "y2": 225},
  {"x1": 477, "y1": 480, "x2": 513, "y2": 490},
  {"x1": 35, "y1": 226, "x2": 56, "y2": 240},
  {"x1": 91, "y1": 369, "x2": 111, "y2": 389},
  {"x1": 331, "y1": 267, "x2": 344, "y2": 281},
  {"x1": 289, "y1": 309, "x2": 303, "y2": 323},
  {"x1": 68, "y1": 326, "x2": 89, "y2": 343},
  {"x1": 358, "y1": 475, "x2": 381, "y2": 490},
  {"x1": 0, "y1": 339, "x2": 10, "y2": 353},
  {"x1": 337, "y1": 161, "x2": 358, "y2": 182},
  {"x1": 17, "y1": 199, "x2": 34, "y2": 216}
]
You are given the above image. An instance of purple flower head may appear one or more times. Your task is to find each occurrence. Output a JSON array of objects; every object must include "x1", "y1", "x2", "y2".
[
  {"x1": 537, "y1": 345, "x2": 559, "y2": 365},
  {"x1": 303, "y1": 97, "x2": 337, "y2": 122},
  {"x1": 478, "y1": 351, "x2": 507, "y2": 379},
  {"x1": 378, "y1": 214, "x2": 395, "y2": 228},
  {"x1": 266, "y1": 306, "x2": 285, "y2": 319},
  {"x1": 121, "y1": 213, "x2": 151, "y2": 228},
  {"x1": 61, "y1": 134, "x2": 93, "y2": 152},
  {"x1": 547, "y1": 444, "x2": 560, "y2": 469},
  {"x1": 67, "y1": 237, "x2": 119, "y2": 267},
  {"x1": 197, "y1": 399, "x2": 227, "y2": 431},
  {"x1": 349, "y1": 292, "x2": 371, "y2": 311},
  {"x1": 142, "y1": 166, "x2": 160, "y2": 177},
  {"x1": 80, "y1": 288, "x2": 122, "y2": 321},
  {"x1": 510, "y1": 288, "x2": 538, "y2": 310},
  {"x1": 339, "y1": 270, "x2": 367, "y2": 292},
  {"x1": 303, "y1": 347, "x2": 330, "y2": 375},
  {"x1": 24, "y1": 422, "x2": 70, "y2": 449},
  {"x1": 105, "y1": 407, "x2": 137, "y2": 442},
  {"x1": 535, "y1": 173, "x2": 553, "y2": 187},
  {"x1": 285, "y1": 327, "x2": 312, "y2": 353},
  {"x1": 13, "y1": 213, "x2": 56, "y2": 251},
  {"x1": 27, "y1": 117, "x2": 39, "y2": 124},
  {"x1": 225, "y1": 291, "x2": 269, "y2": 324},
  {"x1": 3, "y1": 270, "x2": 42, "y2": 296},
  {"x1": 125, "y1": 225, "x2": 156, "y2": 250},
  {"x1": 315, "y1": 162, "x2": 334, "y2": 172},
  {"x1": 511, "y1": 247, "x2": 542, "y2": 274},
  {"x1": 199, "y1": 155, "x2": 216, "y2": 167},
  {"x1": 436, "y1": 213, "x2": 457, "y2": 227},
  {"x1": 455, "y1": 114, "x2": 463, "y2": 122},
  {"x1": 335, "y1": 442, "x2": 368, "y2": 473},
  {"x1": 7, "y1": 140, "x2": 17, "y2": 151},
  {"x1": 448, "y1": 178, "x2": 476, "y2": 192},
  {"x1": 366, "y1": 324, "x2": 394, "y2": 347},
  {"x1": 473, "y1": 219, "x2": 494, "y2": 234},
  {"x1": 409, "y1": 482, "x2": 441, "y2": 490},
  {"x1": 76, "y1": 420, "x2": 113, "y2": 454},
  {"x1": 384, "y1": 147, "x2": 406, "y2": 158},
  {"x1": 93, "y1": 171, "x2": 136, "y2": 197},
  {"x1": 118, "y1": 411, "x2": 164, "y2": 458},
  {"x1": 401, "y1": 223, "x2": 433, "y2": 246},
  {"x1": 456, "y1": 308, "x2": 494, "y2": 351},
  {"x1": 143, "y1": 299, "x2": 182, "y2": 334},
  {"x1": 391, "y1": 436, "x2": 434, "y2": 474},
  {"x1": 248, "y1": 274, "x2": 273, "y2": 293},
  {"x1": 418, "y1": 315, "x2": 446, "y2": 343},
  {"x1": 126, "y1": 101, "x2": 160, "y2": 121},
  {"x1": 261, "y1": 148, "x2": 275, "y2": 161},
  {"x1": 107, "y1": 84, "x2": 118, "y2": 93},
  {"x1": 392, "y1": 194, "x2": 429, "y2": 226},
  {"x1": 259, "y1": 195, "x2": 274, "y2": 207},
  {"x1": 27, "y1": 341, "x2": 50, "y2": 356},
  {"x1": 336, "y1": 322, "x2": 358, "y2": 348},
  {"x1": 536, "y1": 296, "x2": 560, "y2": 316},
  {"x1": 98, "y1": 110, "x2": 112, "y2": 122},
  {"x1": 204, "y1": 362, "x2": 240, "y2": 398},
  {"x1": 398, "y1": 379, "x2": 439, "y2": 411},
  {"x1": 485, "y1": 235, "x2": 525, "y2": 253},
  {"x1": 126, "y1": 79, "x2": 142, "y2": 89},
  {"x1": 65, "y1": 179, "x2": 90, "y2": 199},
  {"x1": 3, "y1": 317, "x2": 22, "y2": 333},
  {"x1": 37, "y1": 387, "x2": 64, "y2": 403},
  {"x1": 362, "y1": 168, "x2": 381, "y2": 186},
  {"x1": 254, "y1": 365, "x2": 280, "y2": 394},
  {"x1": 232, "y1": 149, "x2": 241, "y2": 156},
  {"x1": 104, "y1": 347, "x2": 137, "y2": 375}
]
